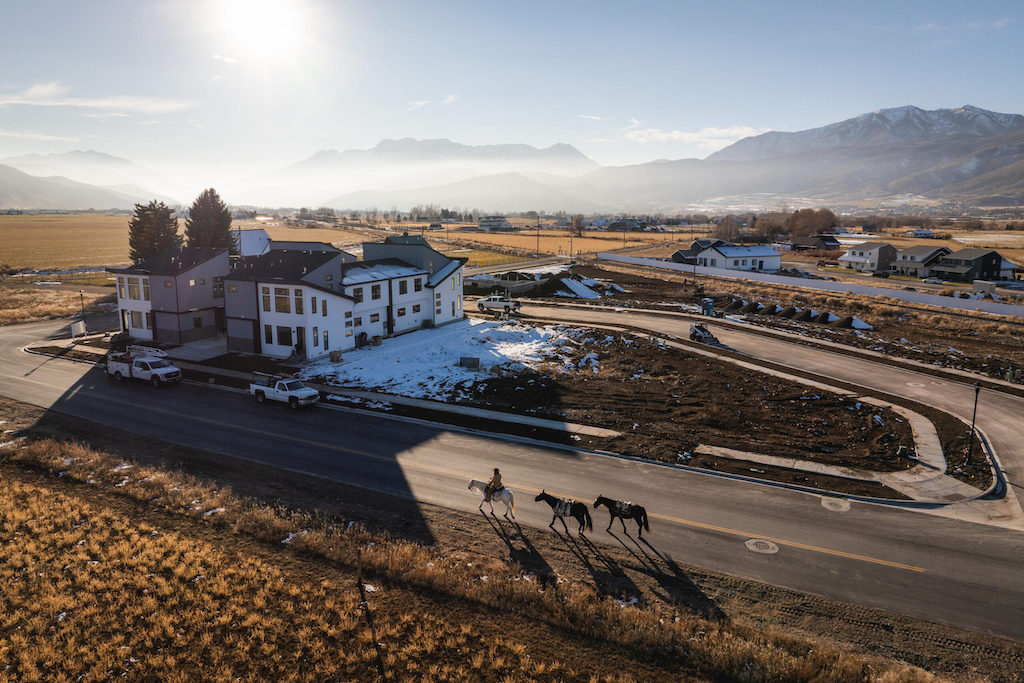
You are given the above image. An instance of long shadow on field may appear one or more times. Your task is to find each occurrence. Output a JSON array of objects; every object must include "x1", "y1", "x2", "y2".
[
  {"x1": 632, "y1": 535, "x2": 726, "y2": 621},
  {"x1": 482, "y1": 512, "x2": 557, "y2": 587},
  {"x1": 551, "y1": 527, "x2": 642, "y2": 599}
]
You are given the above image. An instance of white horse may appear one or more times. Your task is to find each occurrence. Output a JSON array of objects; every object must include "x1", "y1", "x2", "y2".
[{"x1": 468, "y1": 479, "x2": 515, "y2": 518}]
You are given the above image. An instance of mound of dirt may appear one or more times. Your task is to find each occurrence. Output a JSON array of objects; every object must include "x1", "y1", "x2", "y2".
[
  {"x1": 777, "y1": 306, "x2": 798, "y2": 319},
  {"x1": 833, "y1": 316, "x2": 855, "y2": 328},
  {"x1": 795, "y1": 309, "x2": 816, "y2": 322}
]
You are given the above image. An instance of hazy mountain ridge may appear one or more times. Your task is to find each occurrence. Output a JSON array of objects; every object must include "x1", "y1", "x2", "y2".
[
  {"x1": 708, "y1": 105, "x2": 1024, "y2": 162},
  {"x1": 1, "y1": 150, "x2": 178, "y2": 203},
  {"x1": 0, "y1": 163, "x2": 156, "y2": 210}
]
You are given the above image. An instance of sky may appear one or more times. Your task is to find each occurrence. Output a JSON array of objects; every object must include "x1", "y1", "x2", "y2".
[{"x1": 1, "y1": 0, "x2": 1022, "y2": 190}]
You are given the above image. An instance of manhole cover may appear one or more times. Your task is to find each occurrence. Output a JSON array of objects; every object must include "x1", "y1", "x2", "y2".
[
  {"x1": 744, "y1": 538, "x2": 779, "y2": 554},
  {"x1": 821, "y1": 497, "x2": 851, "y2": 512},
  {"x1": 906, "y1": 382, "x2": 925, "y2": 387}
]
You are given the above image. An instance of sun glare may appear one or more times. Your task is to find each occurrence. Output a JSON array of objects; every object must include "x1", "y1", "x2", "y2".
[{"x1": 215, "y1": 0, "x2": 306, "y2": 64}]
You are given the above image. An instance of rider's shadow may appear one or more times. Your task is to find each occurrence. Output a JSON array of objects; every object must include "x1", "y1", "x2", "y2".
[{"x1": 481, "y1": 511, "x2": 557, "y2": 587}]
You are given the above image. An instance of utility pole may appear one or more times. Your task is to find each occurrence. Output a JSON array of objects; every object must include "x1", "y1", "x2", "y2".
[
  {"x1": 79, "y1": 290, "x2": 87, "y2": 332},
  {"x1": 965, "y1": 381, "x2": 982, "y2": 466}
]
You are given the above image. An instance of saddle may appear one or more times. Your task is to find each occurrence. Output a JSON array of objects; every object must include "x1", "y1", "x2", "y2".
[
  {"x1": 554, "y1": 500, "x2": 573, "y2": 516},
  {"x1": 614, "y1": 501, "x2": 633, "y2": 515}
]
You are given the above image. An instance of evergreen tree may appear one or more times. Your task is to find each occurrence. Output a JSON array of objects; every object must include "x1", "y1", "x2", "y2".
[
  {"x1": 128, "y1": 200, "x2": 182, "y2": 264},
  {"x1": 185, "y1": 188, "x2": 235, "y2": 251}
]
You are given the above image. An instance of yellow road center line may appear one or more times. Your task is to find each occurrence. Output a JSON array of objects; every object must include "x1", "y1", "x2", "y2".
[{"x1": 86, "y1": 393, "x2": 926, "y2": 573}]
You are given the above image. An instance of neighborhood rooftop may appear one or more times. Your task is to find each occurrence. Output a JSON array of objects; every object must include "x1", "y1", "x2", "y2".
[
  {"x1": 108, "y1": 246, "x2": 226, "y2": 276},
  {"x1": 340, "y1": 258, "x2": 427, "y2": 285},
  {"x1": 227, "y1": 250, "x2": 338, "y2": 283}
]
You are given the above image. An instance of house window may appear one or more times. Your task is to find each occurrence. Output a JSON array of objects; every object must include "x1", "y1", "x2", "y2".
[
  {"x1": 274, "y1": 287, "x2": 290, "y2": 313},
  {"x1": 164, "y1": 280, "x2": 173, "y2": 288},
  {"x1": 212, "y1": 277, "x2": 224, "y2": 298},
  {"x1": 451, "y1": 279, "x2": 455, "y2": 290},
  {"x1": 325, "y1": 273, "x2": 333, "y2": 282},
  {"x1": 457, "y1": 297, "x2": 461, "y2": 310},
  {"x1": 435, "y1": 293, "x2": 441, "y2": 300},
  {"x1": 228, "y1": 284, "x2": 238, "y2": 293},
  {"x1": 412, "y1": 305, "x2": 420, "y2": 314},
  {"x1": 370, "y1": 313, "x2": 380, "y2": 323},
  {"x1": 143, "y1": 280, "x2": 150, "y2": 301},
  {"x1": 128, "y1": 277, "x2": 140, "y2": 300},
  {"x1": 130, "y1": 311, "x2": 142, "y2": 328},
  {"x1": 352, "y1": 287, "x2": 363, "y2": 303},
  {"x1": 313, "y1": 326, "x2": 319, "y2": 346},
  {"x1": 397, "y1": 307, "x2": 406, "y2": 317},
  {"x1": 264, "y1": 325, "x2": 273, "y2": 344},
  {"x1": 345, "y1": 320, "x2": 352, "y2": 328},
  {"x1": 193, "y1": 316, "x2": 203, "y2": 329},
  {"x1": 323, "y1": 330, "x2": 329, "y2": 349},
  {"x1": 346, "y1": 329, "x2": 353, "y2": 337},
  {"x1": 199, "y1": 278, "x2": 206, "y2": 286},
  {"x1": 414, "y1": 278, "x2": 422, "y2": 292},
  {"x1": 371, "y1": 284, "x2": 381, "y2": 300},
  {"x1": 399, "y1": 280, "x2": 408, "y2": 295},
  {"x1": 189, "y1": 279, "x2": 196, "y2": 287},
  {"x1": 294, "y1": 289, "x2": 303, "y2": 314},
  {"x1": 145, "y1": 312, "x2": 153, "y2": 329},
  {"x1": 311, "y1": 296, "x2": 317, "y2": 313},
  {"x1": 436, "y1": 307, "x2": 442, "y2": 315},
  {"x1": 428, "y1": 260, "x2": 434, "y2": 271},
  {"x1": 276, "y1": 326, "x2": 292, "y2": 347},
  {"x1": 321, "y1": 299, "x2": 326, "y2": 316},
  {"x1": 345, "y1": 311, "x2": 351, "y2": 318},
  {"x1": 262, "y1": 286, "x2": 271, "y2": 312},
  {"x1": 117, "y1": 277, "x2": 125, "y2": 298},
  {"x1": 354, "y1": 317, "x2": 362, "y2": 326}
]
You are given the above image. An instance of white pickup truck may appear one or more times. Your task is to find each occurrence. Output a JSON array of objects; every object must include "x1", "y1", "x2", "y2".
[
  {"x1": 476, "y1": 295, "x2": 520, "y2": 313},
  {"x1": 105, "y1": 347, "x2": 182, "y2": 387},
  {"x1": 249, "y1": 372, "x2": 320, "y2": 409}
]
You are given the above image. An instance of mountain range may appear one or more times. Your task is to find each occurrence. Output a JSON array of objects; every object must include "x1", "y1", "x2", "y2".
[{"x1": 3, "y1": 105, "x2": 1024, "y2": 212}]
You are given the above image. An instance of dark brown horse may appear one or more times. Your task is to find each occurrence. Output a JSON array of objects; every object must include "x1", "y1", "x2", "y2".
[
  {"x1": 535, "y1": 490, "x2": 592, "y2": 535},
  {"x1": 594, "y1": 496, "x2": 649, "y2": 536}
]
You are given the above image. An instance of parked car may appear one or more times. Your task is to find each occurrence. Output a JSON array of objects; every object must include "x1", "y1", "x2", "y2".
[
  {"x1": 249, "y1": 372, "x2": 320, "y2": 408},
  {"x1": 922, "y1": 277, "x2": 943, "y2": 284},
  {"x1": 870, "y1": 271, "x2": 890, "y2": 278},
  {"x1": 477, "y1": 295, "x2": 520, "y2": 313}
]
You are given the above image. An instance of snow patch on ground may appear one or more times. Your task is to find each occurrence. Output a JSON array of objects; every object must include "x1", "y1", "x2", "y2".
[
  {"x1": 301, "y1": 318, "x2": 583, "y2": 400},
  {"x1": 851, "y1": 318, "x2": 874, "y2": 330}
]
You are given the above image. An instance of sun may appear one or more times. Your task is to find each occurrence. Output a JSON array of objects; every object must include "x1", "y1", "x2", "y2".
[{"x1": 214, "y1": 0, "x2": 306, "y2": 64}]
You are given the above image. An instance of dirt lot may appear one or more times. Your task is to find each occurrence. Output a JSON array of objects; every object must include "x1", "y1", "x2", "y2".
[{"x1": 3, "y1": 397, "x2": 1020, "y2": 681}]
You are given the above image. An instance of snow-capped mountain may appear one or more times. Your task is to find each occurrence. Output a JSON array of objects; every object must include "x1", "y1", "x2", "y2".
[{"x1": 708, "y1": 105, "x2": 1024, "y2": 162}]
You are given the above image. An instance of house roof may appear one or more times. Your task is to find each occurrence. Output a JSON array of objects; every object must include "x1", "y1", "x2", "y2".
[
  {"x1": 946, "y1": 248, "x2": 999, "y2": 260},
  {"x1": 846, "y1": 242, "x2": 893, "y2": 251},
  {"x1": 226, "y1": 250, "x2": 338, "y2": 284},
  {"x1": 932, "y1": 264, "x2": 973, "y2": 274},
  {"x1": 384, "y1": 233, "x2": 430, "y2": 246},
  {"x1": 340, "y1": 258, "x2": 427, "y2": 286},
  {"x1": 427, "y1": 257, "x2": 467, "y2": 287},
  {"x1": 711, "y1": 245, "x2": 779, "y2": 258},
  {"x1": 899, "y1": 245, "x2": 949, "y2": 257},
  {"x1": 108, "y1": 246, "x2": 227, "y2": 276}
]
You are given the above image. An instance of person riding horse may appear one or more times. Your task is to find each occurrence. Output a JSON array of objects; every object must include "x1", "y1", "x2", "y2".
[{"x1": 484, "y1": 468, "x2": 502, "y2": 502}]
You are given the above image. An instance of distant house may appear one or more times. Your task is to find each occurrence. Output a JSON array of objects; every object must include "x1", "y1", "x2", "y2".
[
  {"x1": 837, "y1": 242, "x2": 897, "y2": 272},
  {"x1": 477, "y1": 215, "x2": 512, "y2": 231},
  {"x1": 903, "y1": 228, "x2": 935, "y2": 238},
  {"x1": 929, "y1": 249, "x2": 1002, "y2": 283},
  {"x1": 671, "y1": 239, "x2": 733, "y2": 265},
  {"x1": 694, "y1": 243, "x2": 780, "y2": 272},
  {"x1": 108, "y1": 246, "x2": 229, "y2": 344},
  {"x1": 790, "y1": 235, "x2": 841, "y2": 251},
  {"x1": 891, "y1": 245, "x2": 952, "y2": 278}
]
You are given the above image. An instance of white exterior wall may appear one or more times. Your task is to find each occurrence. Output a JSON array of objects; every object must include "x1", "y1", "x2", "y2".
[
  {"x1": 391, "y1": 275, "x2": 428, "y2": 334},
  {"x1": 258, "y1": 282, "x2": 353, "y2": 358},
  {"x1": 115, "y1": 274, "x2": 154, "y2": 341},
  {"x1": 695, "y1": 248, "x2": 779, "y2": 271},
  {"x1": 431, "y1": 267, "x2": 465, "y2": 325}
]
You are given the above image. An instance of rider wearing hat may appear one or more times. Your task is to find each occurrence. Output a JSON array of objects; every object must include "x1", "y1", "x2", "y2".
[{"x1": 484, "y1": 467, "x2": 502, "y2": 502}]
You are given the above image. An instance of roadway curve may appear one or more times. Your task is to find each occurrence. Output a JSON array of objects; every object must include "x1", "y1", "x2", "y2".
[{"x1": 1, "y1": 317, "x2": 1023, "y2": 641}]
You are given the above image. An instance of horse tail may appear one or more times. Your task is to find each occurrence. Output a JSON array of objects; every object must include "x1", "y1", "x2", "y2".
[
  {"x1": 584, "y1": 506, "x2": 593, "y2": 531},
  {"x1": 641, "y1": 507, "x2": 650, "y2": 532}
]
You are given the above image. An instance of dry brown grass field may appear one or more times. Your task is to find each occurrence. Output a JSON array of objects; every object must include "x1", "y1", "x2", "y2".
[
  {"x1": 0, "y1": 284, "x2": 113, "y2": 326},
  {"x1": 447, "y1": 229, "x2": 684, "y2": 257},
  {"x1": 0, "y1": 432, "x2": 940, "y2": 682}
]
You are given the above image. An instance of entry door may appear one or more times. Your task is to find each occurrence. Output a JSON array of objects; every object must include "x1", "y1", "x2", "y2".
[
  {"x1": 121, "y1": 310, "x2": 129, "y2": 332},
  {"x1": 295, "y1": 327, "x2": 306, "y2": 357}
]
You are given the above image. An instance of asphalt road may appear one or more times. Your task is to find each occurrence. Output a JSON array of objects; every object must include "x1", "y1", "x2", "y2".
[{"x1": 2, "y1": 316, "x2": 1023, "y2": 641}]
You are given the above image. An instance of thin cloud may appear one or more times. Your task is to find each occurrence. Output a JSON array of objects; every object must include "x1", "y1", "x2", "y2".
[
  {"x1": 213, "y1": 53, "x2": 238, "y2": 64},
  {"x1": 407, "y1": 99, "x2": 429, "y2": 111},
  {"x1": 914, "y1": 18, "x2": 1009, "y2": 32},
  {"x1": 579, "y1": 114, "x2": 603, "y2": 121},
  {"x1": 623, "y1": 125, "x2": 770, "y2": 150},
  {"x1": 621, "y1": 117, "x2": 642, "y2": 131},
  {"x1": 0, "y1": 81, "x2": 195, "y2": 114},
  {"x1": 443, "y1": 94, "x2": 458, "y2": 104},
  {"x1": 0, "y1": 128, "x2": 79, "y2": 142},
  {"x1": 584, "y1": 137, "x2": 616, "y2": 143}
]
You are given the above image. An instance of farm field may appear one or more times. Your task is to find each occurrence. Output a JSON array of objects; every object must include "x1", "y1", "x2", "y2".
[{"x1": 448, "y1": 229, "x2": 685, "y2": 257}]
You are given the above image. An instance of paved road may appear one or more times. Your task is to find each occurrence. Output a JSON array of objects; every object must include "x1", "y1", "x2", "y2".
[{"x1": 2, "y1": 317, "x2": 1023, "y2": 641}]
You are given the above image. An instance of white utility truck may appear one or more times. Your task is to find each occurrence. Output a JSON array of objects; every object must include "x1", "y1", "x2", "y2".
[
  {"x1": 477, "y1": 295, "x2": 520, "y2": 313},
  {"x1": 249, "y1": 372, "x2": 320, "y2": 409},
  {"x1": 105, "y1": 346, "x2": 182, "y2": 387}
]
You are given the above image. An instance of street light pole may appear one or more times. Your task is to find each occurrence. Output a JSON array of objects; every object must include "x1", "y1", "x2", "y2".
[
  {"x1": 965, "y1": 381, "x2": 982, "y2": 465},
  {"x1": 79, "y1": 290, "x2": 87, "y2": 332}
]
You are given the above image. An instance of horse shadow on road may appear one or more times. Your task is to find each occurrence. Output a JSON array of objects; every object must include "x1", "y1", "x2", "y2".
[{"x1": 621, "y1": 533, "x2": 726, "y2": 621}]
